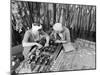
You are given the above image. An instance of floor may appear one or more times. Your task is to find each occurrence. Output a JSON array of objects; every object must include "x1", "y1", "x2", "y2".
[{"x1": 50, "y1": 44, "x2": 96, "y2": 71}]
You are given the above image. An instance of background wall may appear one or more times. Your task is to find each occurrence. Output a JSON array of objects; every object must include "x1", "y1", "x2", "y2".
[{"x1": 11, "y1": 1, "x2": 96, "y2": 47}]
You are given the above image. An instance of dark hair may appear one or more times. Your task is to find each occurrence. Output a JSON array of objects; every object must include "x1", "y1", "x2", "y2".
[{"x1": 33, "y1": 15, "x2": 40, "y2": 23}]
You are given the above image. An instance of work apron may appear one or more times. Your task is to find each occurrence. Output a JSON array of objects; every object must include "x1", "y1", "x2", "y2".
[{"x1": 63, "y1": 42, "x2": 75, "y2": 52}]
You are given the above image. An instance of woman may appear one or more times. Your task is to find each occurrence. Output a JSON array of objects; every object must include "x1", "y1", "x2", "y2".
[
  {"x1": 51, "y1": 23, "x2": 75, "y2": 52},
  {"x1": 22, "y1": 23, "x2": 49, "y2": 59}
]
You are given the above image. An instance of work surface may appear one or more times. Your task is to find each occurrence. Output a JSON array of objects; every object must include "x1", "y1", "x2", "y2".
[
  {"x1": 16, "y1": 43, "x2": 62, "y2": 73},
  {"x1": 15, "y1": 41, "x2": 96, "y2": 73}
]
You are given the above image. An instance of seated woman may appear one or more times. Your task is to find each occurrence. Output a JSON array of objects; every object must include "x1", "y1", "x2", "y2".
[
  {"x1": 51, "y1": 23, "x2": 75, "y2": 52},
  {"x1": 22, "y1": 23, "x2": 49, "y2": 59}
]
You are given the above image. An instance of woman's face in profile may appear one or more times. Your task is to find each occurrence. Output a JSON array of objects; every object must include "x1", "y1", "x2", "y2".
[
  {"x1": 32, "y1": 30, "x2": 39, "y2": 34},
  {"x1": 55, "y1": 27, "x2": 64, "y2": 34},
  {"x1": 32, "y1": 26, "x2": 39, "y2": 34}
]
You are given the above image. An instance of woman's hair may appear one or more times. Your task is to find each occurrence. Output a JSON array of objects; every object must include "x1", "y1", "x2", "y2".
[{"x1": 33, "y1": 15, "x2": 40, "y2": 23}]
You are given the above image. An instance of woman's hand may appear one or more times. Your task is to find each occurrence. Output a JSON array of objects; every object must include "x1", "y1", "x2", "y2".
[
  {"x1": 35, "y1": 43, "x2": 43, "y2": 48},
  {"x1": 44, "y1": 43, "x2": 49, "y2": 47},
  {"x1": 55, "y1": 40, "x2": 62, "y2": 43},
  {"x1": 55, "y1": 40, "x2": 67, "y2": 43}
]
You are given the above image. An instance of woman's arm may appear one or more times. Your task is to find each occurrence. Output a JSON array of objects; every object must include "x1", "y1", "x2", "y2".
[
  {"x1": 41, "y1": 31, "x2": 50, "y2": 46},
  {"x1": 22, "y1": 30, "x2": 41, "y2": 47},
  {"x1": 22, "y1": 42, "x2": 38, "y2": 47},
  {"x1": 55, "y1": 40, "x2": 68, "y2": 44},
  {"x1": 45, "y1": 34, "x2": 50, "y2": 46}
]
